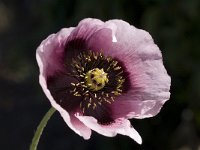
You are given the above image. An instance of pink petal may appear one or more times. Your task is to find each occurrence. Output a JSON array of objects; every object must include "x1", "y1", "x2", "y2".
[
  {"x1": 69, "y1": 113, "x2": 92, "y2": 139},
  {"x1": 76, "y1": 115, "x2": 142, "y2": 144},
  {"x1": 36, "y1": 28, "x2": 91, "y2": 139},
  {"x1": 87, "y1": 19, "x2": 171, "y2": 119},
  {"x1": 67, "y1": 18, "x2": 117, "y2": 52},
  {"x1": 112, "y1": 99, "x2": 166, "y2": 119},
  {"x1": 36, "y1": 28, "x2": 74, "y2": 77},
  {"x1": 67, "y1": 18, "x2": 104, "y2": 42},
  {"x1": 87, "y1": 28, "x2": 114, "y2": 52}
]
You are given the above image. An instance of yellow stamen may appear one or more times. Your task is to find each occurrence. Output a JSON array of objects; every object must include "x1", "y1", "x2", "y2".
[{"x1": 85, "y1": 68, "x2": 108, "y2": 91}]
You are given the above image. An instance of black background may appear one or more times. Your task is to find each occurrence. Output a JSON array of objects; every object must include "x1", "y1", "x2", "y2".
[{"x1": 0, "y1": 0, "x2": 200, "y2": 149}]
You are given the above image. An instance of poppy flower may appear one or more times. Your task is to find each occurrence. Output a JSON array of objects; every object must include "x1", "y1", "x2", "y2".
[{"x1": 36, "y1": 18, "x2": 171, "y2": 144}]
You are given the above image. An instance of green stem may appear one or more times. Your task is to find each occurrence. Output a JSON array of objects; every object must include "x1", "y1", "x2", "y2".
[{"x1": 30, "y1": 107, "x2": 56, "y2": 150}]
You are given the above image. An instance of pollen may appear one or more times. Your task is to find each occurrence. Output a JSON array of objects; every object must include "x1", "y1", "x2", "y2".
[{"x1": 85, "y1": 68, "x2": 108, "y2": 91}]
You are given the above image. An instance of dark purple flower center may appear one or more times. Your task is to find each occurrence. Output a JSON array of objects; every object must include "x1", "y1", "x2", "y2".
[
  {"x1": 69, "y1": 51, "x2": 125, "y2": 115},
  {"x1": 47, "y1": 39, "x2": 130, "y2": 124}
]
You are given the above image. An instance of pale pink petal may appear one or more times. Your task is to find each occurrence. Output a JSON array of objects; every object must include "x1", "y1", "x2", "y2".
[
  {"x1": 111, "y1": 58, "x2": 170, "y2": 119},
  {"x1": 76, "y1": 115, "x2": 142, "y2": 144},
  {"x1": 36, "y1": 72, "x2": 91, "y2": 139},
  {"x1": 112, "y1": 99, "x2": 167, "y2": 119},
  {"x1": 87, "y1": 19, "x2": 171, "y2": 119},
  {"x1": 67, "y1": 18, "x2": 104, "y2": 42},
  {"x1": 69, "y1": 113, "x2": 92, "y2": 139},
  {"x1": 36, "y1": 27, "x2": 91, "y2": 139},
  {"x1": 36, "y1": 28, "x2": 74, "y2": 77},
  {"x1": 87, "y1": 28, "x2": 114, "y2": 51},
  {"x1": 63, "y1": 18, "x2": 115, "y2": 65}
]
